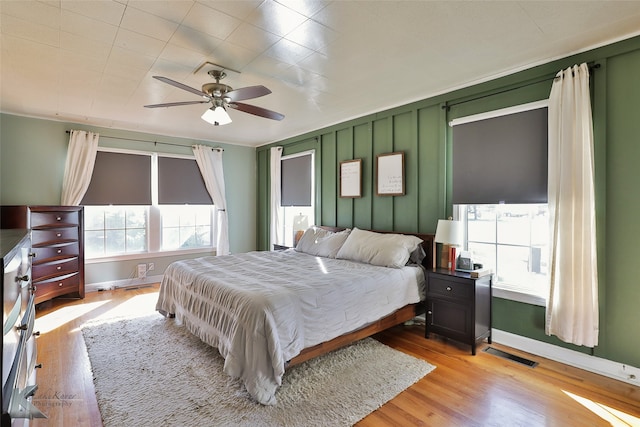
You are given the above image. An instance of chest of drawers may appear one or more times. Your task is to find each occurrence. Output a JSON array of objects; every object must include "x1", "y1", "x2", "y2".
[
  {"x1": 1, "y1": 206, "x2": 85, "y2": 305},
  {"x1": 2, "y1": 229, "x2": 46, "y2": 424}
]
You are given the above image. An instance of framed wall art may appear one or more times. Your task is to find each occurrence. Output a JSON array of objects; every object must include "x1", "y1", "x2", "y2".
[
  {"x1": 339, "y1": 159, "x2": 362, "y2": 198},
  {"x1": 376, "y1": 152, "x2": 405, "y2": 196}
]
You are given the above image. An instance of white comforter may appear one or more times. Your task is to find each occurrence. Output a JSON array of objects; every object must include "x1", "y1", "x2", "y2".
[{"x1": 155, "y1": 249, "x2": 425, "y2": 405}]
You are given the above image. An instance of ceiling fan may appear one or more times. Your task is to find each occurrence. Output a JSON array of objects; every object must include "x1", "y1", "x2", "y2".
[{"x1": 144, "y1": 69, "x2": 284, "y2": 126}]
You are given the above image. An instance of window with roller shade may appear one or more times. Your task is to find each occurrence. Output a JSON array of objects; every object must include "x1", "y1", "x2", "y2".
[
  {"x1": 83, "y1": 149, "x2": 214, "y2": 258},
  {"x1": 280, "y1": 151, "x2": 314, "y2": 247},
  {"x1": 451, "y1": 104, "x2": 548, "y2": 205},
  {"x1": 281, "y1": 153, "x2": 312, "y2": 206},
  {"x1": 451, "y1": 102, "x2": 550, "y2": 305},
  {"x1": 157, "y1": 156, "x2": 213, "y2": 251}
]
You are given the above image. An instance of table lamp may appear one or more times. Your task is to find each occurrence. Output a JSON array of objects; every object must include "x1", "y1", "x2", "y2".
[
  {"x1": 435, "y1": 218, "x2": 463, "y2": 270},
  {"x1": 292, "y1": 213, "x2": 309, "y2": 247}
]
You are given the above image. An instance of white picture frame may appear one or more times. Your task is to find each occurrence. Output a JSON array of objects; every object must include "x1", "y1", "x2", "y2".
[
  {"x1": 376, "y1": 152, "x2": 405, "y2": 196},
  {"x1": 340, "y1": 159, "x2": 362, "y2": 198}
]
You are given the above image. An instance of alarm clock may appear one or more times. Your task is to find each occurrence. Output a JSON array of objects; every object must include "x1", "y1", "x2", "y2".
[{"x1": 457, "y1": 256, "x2": 473, "y2": 271}]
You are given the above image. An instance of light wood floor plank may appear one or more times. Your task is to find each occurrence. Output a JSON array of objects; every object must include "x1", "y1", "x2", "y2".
[{"x1": 28, "y1": 285, "x2": 639, "y2": 427}]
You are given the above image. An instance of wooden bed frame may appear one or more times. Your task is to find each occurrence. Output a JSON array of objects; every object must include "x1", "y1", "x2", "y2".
[
  {"x1": 158, "y1": 226, "x2": 435, "y2": 369},
  {"x1": 287, "y1": 227, "x2": 435, "y2": 367}
]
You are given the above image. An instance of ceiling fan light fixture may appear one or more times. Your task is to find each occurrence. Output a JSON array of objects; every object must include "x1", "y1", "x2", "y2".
[{"x1": 201, "y1": 106, "x2": 232, "y2": 126}]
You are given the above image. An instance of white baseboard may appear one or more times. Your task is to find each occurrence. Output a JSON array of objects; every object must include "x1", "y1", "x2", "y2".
[
  {"x1": 86, "y1": 274, "x2": 164, "y2": 293},
  {"x1": 492, "y1": 329, "x2": 640, "y2": 386}
]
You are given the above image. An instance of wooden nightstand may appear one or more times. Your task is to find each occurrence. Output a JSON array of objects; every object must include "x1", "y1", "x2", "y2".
[{"x1": 425, "y1": 268, "x2": 492, "y2": 355}]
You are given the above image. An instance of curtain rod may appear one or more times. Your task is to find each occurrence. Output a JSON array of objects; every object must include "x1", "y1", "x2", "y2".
[
  {"x1": 65, "y1": 130, "x2": 222, "y2": 150},
  {"x1": 442, "y1": 63, "x2": 600, "y2": 111}
]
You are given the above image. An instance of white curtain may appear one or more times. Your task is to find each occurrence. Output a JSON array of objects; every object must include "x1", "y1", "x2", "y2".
[
  {"x1": 193, "y1": 145, "x2": 230, "y2": 256},
  {"x1": 270, "y1": 146, "x2": 284, "y2": 249},
  {"x1": 546, "y1": 63, "x2": 599, "y2": 347},
  {"x1": 60, "y1": 130, "x2": 99, "y2": 205}
]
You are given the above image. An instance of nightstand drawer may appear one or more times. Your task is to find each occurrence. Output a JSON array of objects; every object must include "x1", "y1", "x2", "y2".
[{"x1": 428, "y1": 276, "x2": 472, "y2": 300}]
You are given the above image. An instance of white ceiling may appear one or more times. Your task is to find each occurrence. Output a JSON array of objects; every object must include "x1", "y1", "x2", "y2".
[{"x1": 2, "y1": 1, "x2": 640, "y2": 148}]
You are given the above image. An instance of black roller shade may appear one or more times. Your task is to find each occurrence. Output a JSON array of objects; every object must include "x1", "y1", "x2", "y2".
[
  {"x1": 452, "y1": 107, "x2": 548, "y2": 204},
  {"x1": 281, "y1": 154, "x2": 312, "y2": 206},
  {"x1": 81, "y1": 151, "x2": 152, "y2": 205},
  {"x1": 158, "y1": 157, "x2": 212, "y2": 204}
]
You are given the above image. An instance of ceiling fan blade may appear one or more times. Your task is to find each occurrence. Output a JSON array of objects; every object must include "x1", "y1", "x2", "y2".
[
  {"x1": 225, "y1": 85, "x2": 272, "y2": 102},
  {"x1": 228, "y1": 102, "x2": 284, "y2": 121},
  {"x1": 153, "y1": 76, "x2": 209, "y2": 98},
  {"x1": 144, "y1": 101, "x2": 209, "y2": 108}
]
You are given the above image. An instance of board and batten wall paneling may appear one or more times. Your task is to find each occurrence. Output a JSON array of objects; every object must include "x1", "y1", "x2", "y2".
[
  {"x1": 392, "y1": 110, "x2": 418, "y2": 232},
  {"x1": 320, "y1": 132, "x2": 337, "y2": 227},
  {"x1": 353, "y1": 122, "x2": 373, "y2": 231},
  {"x1": 371, "y1": 117, "x2": 394, "y2": 231},
  {"x1": 256, "y1": 148, "x2": 270, "y2": 250},
  {"x1": 258, "y1": 103, "x2": 447, "y2": 249},
  {"x1": 418, "y1": 104, "x2": 448, "y2": 230},
  {"x1": 601, "y1": 48, "x2": 640, "y2": 365},
  {"x1": 336, "y1": 128, "x2": 355, "y2": 227}
]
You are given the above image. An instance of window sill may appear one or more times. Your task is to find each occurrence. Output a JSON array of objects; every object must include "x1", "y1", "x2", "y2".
[
  {"x1": 85, "y1": 247, "x2": 215, "y2": 264},
  {"x1": 493, "y1": 287, "x2": 546, "y2": 307}
]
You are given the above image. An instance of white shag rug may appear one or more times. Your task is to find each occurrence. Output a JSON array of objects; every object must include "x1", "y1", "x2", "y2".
[{"x1": 82, "y1": 314, "x2": 435, "y2": 427}]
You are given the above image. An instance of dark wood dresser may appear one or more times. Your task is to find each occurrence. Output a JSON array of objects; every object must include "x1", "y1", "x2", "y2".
[
  {"x1": 2, "y1": 229, "x2": 45, "y2": 423},
  {"x1": 1, "y1": 206, "x2": 85, "y2": 305}
]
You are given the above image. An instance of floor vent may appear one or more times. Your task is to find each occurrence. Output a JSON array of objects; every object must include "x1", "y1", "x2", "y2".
[
  {"x1": 483, "y1": 347, "x2": 538, "y2": 368},
  {"x1": 125, "y1": 285, "x2": 153, "y2": 291}
]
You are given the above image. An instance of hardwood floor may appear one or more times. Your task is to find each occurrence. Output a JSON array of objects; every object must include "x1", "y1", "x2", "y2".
[{"x1": 29, "y1": 284, "x2": 639, "y2": 427}]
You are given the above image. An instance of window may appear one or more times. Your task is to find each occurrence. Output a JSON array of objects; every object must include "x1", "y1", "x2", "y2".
[
  {"x1": 451, "y1": 101, "x2": 548, "y2": 205},
  {"x1": 82, "y1": 148, "x2": 214, "y2": 259},
  {"x1": 281, "y1": 151, "x2": 314, "y2": 247},
  {"x1": 459, "y1": 204, "x2": 549, "y2": 304},
  {"x1": 451, "y1": 101, "x2": 549, "y2": 305},
  {"x1": 160, "y1": 205, "x2": 212, "y2": 250},
  {"x1": 85, "y1": 206, "x2": 148, "y2": 257}
]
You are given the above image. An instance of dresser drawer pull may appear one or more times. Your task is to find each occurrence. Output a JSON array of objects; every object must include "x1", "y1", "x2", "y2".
[
  {"x1": 33, "y1": 331, "x2": 41, "y2": 337},
  {"x1": 57, "y1": 249, "x2": 62, "y2": 254},
  {"x1": 57, "y1": 266, "x2": 62, "y2": 271},
  {"x1": 58, "y1": 283, "x2": 63, "y2": 287},
  {"x1": 56, "y1": 216, "x2": 62, "y2": 221},
  {"x1": 30, "y1": 252, "x2": 37, "y2": 258},
  {"x1": 35, "y1": 364, "x2": 43, "y2": 369},
  {"x1": 446, "y1": 286, "x2": 452, "y2": 291},
  {"x1": 56, "y1": 232, "x2": 62, "y2": 237},
  {"x1": 16, "y1": 274, "x2": 29, "y2": 282}
]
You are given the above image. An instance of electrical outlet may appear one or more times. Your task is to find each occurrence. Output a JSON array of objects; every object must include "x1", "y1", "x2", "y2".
[
  {"x1": 148, "y1": 262, "x2": 155, "y2": 271},
  {"x1": 137, "y1": 263, "x2": 147, "y2": 279}
]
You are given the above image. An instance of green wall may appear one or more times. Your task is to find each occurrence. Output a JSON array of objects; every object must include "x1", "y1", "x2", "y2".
[
  {"x1": 0, "y1": 114, "x2": 257, "y2": 284},
  {"x1": 257, "y1": 36, "x2": 640, "y2": 368}
]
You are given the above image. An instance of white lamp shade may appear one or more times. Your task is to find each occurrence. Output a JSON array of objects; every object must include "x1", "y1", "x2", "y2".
[
  {"x1": 292, "y1": 214, "x2": 309, "y2": 231},
  {"x1": 201, "y1": 106, "x2": 232, "y2": 125},
  {"x1": 435, "y1": 219, "x2": 463, "y2": 246}
]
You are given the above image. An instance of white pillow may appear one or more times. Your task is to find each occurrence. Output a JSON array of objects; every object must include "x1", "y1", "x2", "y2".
[
  {"x1": 336, "y1": 227, "x2": 423, "y2": 268},
  {"x1": 295, "y1": 227, "x2": 351, "y2": 258}
]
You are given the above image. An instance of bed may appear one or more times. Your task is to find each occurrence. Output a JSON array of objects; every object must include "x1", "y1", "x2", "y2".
[{"x1": 155, "y1": 226, "x2": 435, "y2": 405}]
